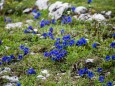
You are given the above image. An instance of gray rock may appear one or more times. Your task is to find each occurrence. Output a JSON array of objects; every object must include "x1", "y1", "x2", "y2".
[
  {"x1": 2, "y1": 76, "x2": 19, "y2": 82},
  {"x1": 92, "y1": 13, "x2": 106, "y2": 21},
  {"x1": 0, "y1": 67, "x2": 11, "y2": 75},
  {"x1": 35, "y1": 0, "x2": 49, "y2": 10},
  {"x1": 48, "y1": 1, "x2": 71, "y2": 20},
  {"x1": 78, "y1": 14, "x2": 92, "y2": 21},
  {"x1": 74, "y1": 6, "x2": 87, "y2": 14}
]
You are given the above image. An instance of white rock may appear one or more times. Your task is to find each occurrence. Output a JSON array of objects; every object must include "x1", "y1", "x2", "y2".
[
  {"x1": 2, "y1": 76, "x2": 19, "y2": 82},
  {"x1": 105, "y1": 11, "x2": 112, "y2": 18},
  {"x1": 41, "y1": 69, "x2": 48, "y2": 74},
  {"x1": 35, "y1": 0, "x2": 49, "y2": 10},
  {"x1": 23, "y1": 8, "x2": 32, "y2": 13},
  {"x1": 92, "y1": 13, "x2": 106, "y2": 21},
  {"x1": 85, "y1": 59, "x2": 94, "y2": 63},
  {"x1": 33, "y1": 29, "x2": 38, "y2": 32},
  {"x1": 0, "y1": 0, "x2": 5, "y2": 10},
  {"x1": 26, "y1": 19, "x2": 34, "y2": 24},
  {"x1": 5, "y1": 22, "x2": 23, "y2": 29},
  {"x1": 0, "y1": 67, "x2": 11, "y2": 75},
  {"x1": 74, "y1": 6, "x2": 87, "y2": 14},
  {"x1": 48, "y1": 1, "x2": 71, "y2": 20},
  {"x1": 5, "y1": 46, "x2": 10, "y2": 50},
  {"x1": 37, "y1": 75, "x2": 46, "y2": 80},
  {"x1": 36, "y1": 34, "x2": 41, "y2": 36}
]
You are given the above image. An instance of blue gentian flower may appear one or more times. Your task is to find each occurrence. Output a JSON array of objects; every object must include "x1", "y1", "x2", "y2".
[
  {"x1": 18, "y1": 54, "x2": 23, "y2": 60},
  {"x1": 51, "y1": 19, "x2": 56, "y2": 24},
  {"x1": 32, "y1": 31, "x2": 37, "y2": 34},
  {"x1": 44, "y1": 52, "x2": 50, "y2": 57},
  {"x1": 45, "y1": 20, "x2": 50, "y2": 25},
  {"x1": 24, "y1": 29, "x2": 30, "y2": 33},
  {"x1": 57, "y1": 45, "x2": 63, "y2": 50},
  {"x1": 76, "y1": 38, "x2": 87, "y2": 46},
  {"x1": 105, "y1": 55, "x2": 111, "y2": 61},
  {"x1": 62, "y1": 34, "x2": 71, "y2": 41},
  {"x1": 78, "y1": 68, "x2": 88, "y2": 76},
  {"x1": 0, "y1": 62, "x2": 2, "y2": 65},
  {"x1": 110, "y1": 42, "x2": 115, "y2": 48},
  {"x1": 16, "y1": 82, "x2": 21, "y2": 86},
  {"x1": 20, "y1": 45, "x2": 25, "y2": 50},
  {"x1": 28, "y1": 26, "x2": 33, "y2": 30},
  {"x1": 107, "y1": 81, "x2": 113, "y2": 86},
  {"x1": 48, "y1": 32, "x2": 52, "y2": 37},
  {"x1": 2, "y1": 56, "x2": 9, "y2": 62},
  {"x1": 49, "y1": 27, "x2": 53, "y2": 33},
  {"x1": 88, "y1": 0, "x2": 92, "y2": 4},
  {"x1": 0, "y1": 40, "x2": 2, "y2": 44},
  {"x1": 62, "y1": 41, "x2": 68, "y2": 47},
  {"x1": 52, "y1": 57, "x2": 56, "y2": 61},
  {"x1": 40, "y1": 20, "x2": 45, "y2": 28},
  {"x1": 71, "y1": 6, "x2": 76, "y2": 12},
  {"x1": 113, "y1": 33, "x2": 115, "y2": 37},
  {"x1": 23, "y1": 47, "x2": 29, "y2": 55},
  {"x1": 112, "y1": 55, "x2": 115, "y2": 60},
  {"x1": 99, "y1": 76, "x2": 104, "y2": 82},
  {"x1": 42, "y1": 33, "x2": 47, "y2": 38},
  {"x1": 10, "y1": 54, "x2": 15, "y2": 59},
  {"x1": 49, "y1": 35, "x2": 54, "y2": 40},
  {"x1": 69, "y1": 39, "x2": 75, "y2": 46},
  {"x1": 97, "y1": 68, "x2": 102, "y2": 73},
  {"x1": 32, "y1": 9, "x2": 37, "y2": 13},
  {"x1": 60, "y1": 29, "x2": 65, "y2": 34},
  {"x1": 87, "y1": 71, "x2": 94, "y2": 79},
  {"x1": 27, "y1": 68, "x2": 36, "y2": 74},
  {"x1": 56, "y1": 38, "x2": 60, "y2": 42},
  {"x1": 37, "y1": 12, "x2": 41, "y2": 16},
  {"x1": 4, "y1": 17, "x2": 12, "y2": 23},
  {"x1": 92, "y1": 43, "x2": 97, "y2": 48},
  {"x1": 78, "y1": 69, "x2": 85, "y2": 76},
  {"x1": 67, "y1": 16, "x2": 72, "y2": 23}
]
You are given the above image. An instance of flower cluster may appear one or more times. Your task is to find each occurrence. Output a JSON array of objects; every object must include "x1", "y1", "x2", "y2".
[
  {"x1": 24, "y1": 26, "x2": 37, "y2": 34},
  {"x1": 42, "y1": 27, "x2": 54, "y2": 40},
  {"x1": 32, "y1": 9, "x2": 41, "y2": 19},
  {"x1": 0, "y1": 45, "x2": 29, "y2": 65},
  {"x1": 78, "y1": 67, "x2": 113, "y2": 85},
  {"x1": 19, "y1": 45, "x2": 29, "y2": 56},
  {"x1": 76, "y1": 37, "x2": 87, "y2": 46},
  {"x1": 40, "y1": 19, "x2": 56, "y2": 28},
  {"x1": 4, "y1": 17, "x2": 12, "y2": 23},
  {"x1": 61, "y1": 16, "x2": 72, "y2": 24},
  {"x1": 78, "y1": 68, "x2": 94, "y2": 79},
  {"x1": 105, "y1": 55, "x2": 115, "y2": 61}
]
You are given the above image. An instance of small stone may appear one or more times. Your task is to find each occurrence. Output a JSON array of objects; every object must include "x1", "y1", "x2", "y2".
[
  {"x1": 37, "y1": 75, "x2": 46, "y2": 80},
  {"x1": 23, "y1": 8, "x2": 32, "y2": 13},
  {"x1": 41, "y1": 69, "x2": 48, "y2": 74},
  {"x1": 85, "y1": 59, "x2": 94, "y2": 63}
]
